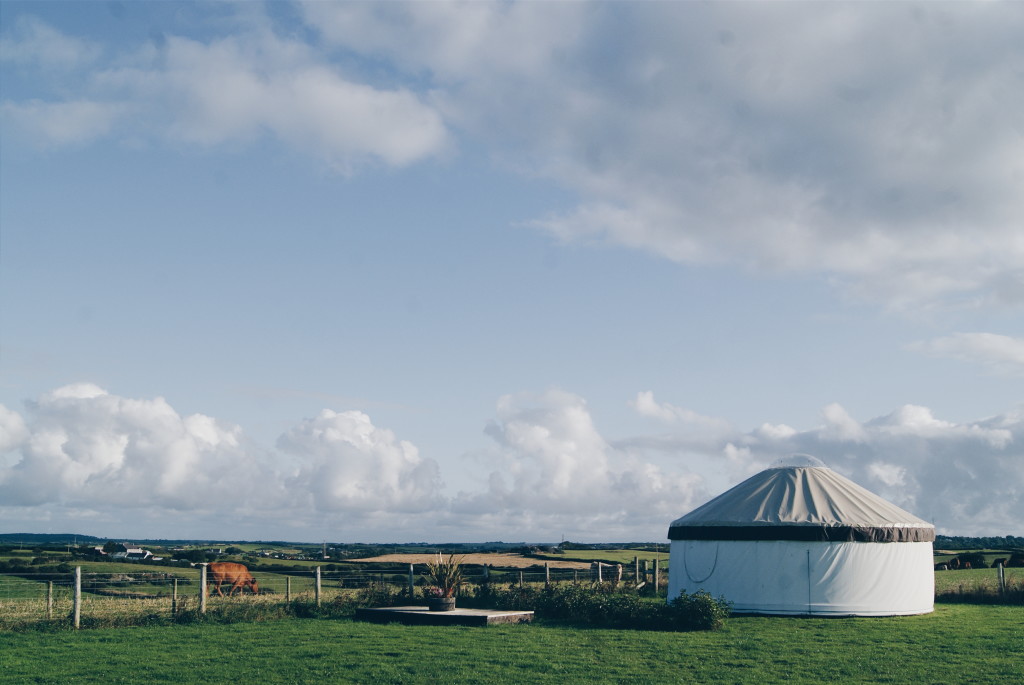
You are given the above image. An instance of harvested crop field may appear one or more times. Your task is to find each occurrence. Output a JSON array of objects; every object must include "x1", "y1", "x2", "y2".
[{"x1": 351, "y1": 553, "x2": 591, "y2": 569}]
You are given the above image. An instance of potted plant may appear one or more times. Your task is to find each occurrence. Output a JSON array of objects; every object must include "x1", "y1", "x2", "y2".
[{"x1": 424, "y1": 554, "x2": 464, "y2": 611}]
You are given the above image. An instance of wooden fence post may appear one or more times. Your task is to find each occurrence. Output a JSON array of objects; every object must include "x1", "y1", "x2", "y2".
[
  {"x1": 199, "y1": 564, "x2": 207, "y2": 614},
  {"x1": 597, "y1": 563, "x2": 603, "y2": 583},
  {"x1": 47, "y1": 580, "x2": 53, "y2": 620},
  {"x1": 998, "y1": 562, "x2": 1006, "y2": 595},
  {"x1": 518, "y1": 570, "x2": 524, "y2": 586},
  {"x1": 634, "y1": 556, "x2": 640, "y2": 585},
  {"x1": 409, "y1": 564, "x2": 415, "y2": 597},
  {"x1": 73, "y1": 567, "x2": 81, "y2": 629},
  {"x1": 172, "y1": 578, "x2": 178, "y2": 615},
  {"x1": 545, "y1": 563, "x2": 550, "y2": 587},
  {"x1": 573, "y1": 569, "x2": 578, "y2": 584},
  {"x1": 653, "y1": 558, "x2": 659, "y2": 597},
  {"x1": 315, "y1": 567, "x2": 322, "y2": 607},
  {"x1": 286, "y1": 576, "x2": 291, "y2": 602}
]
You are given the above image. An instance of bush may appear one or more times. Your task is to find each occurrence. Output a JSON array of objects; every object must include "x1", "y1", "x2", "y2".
[
  {"x1": 463, "y1": 583, "x2": 729, "y2": 631},
  {"x1": 355, "y1": 582, "x2": 411, "y2": 608},
  {"x1": 657, "y1": 591, "x2": 731, "y2": 631}
]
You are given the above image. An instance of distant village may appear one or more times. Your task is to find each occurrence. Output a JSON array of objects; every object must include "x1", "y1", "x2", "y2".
[{"x1": 91, "y1": 541, "x2": 328, "y2": 565}]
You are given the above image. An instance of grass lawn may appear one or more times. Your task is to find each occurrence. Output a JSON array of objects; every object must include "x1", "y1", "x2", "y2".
[{"x1": 1, "y1": 604, "x2": 1021, "y2": 684}]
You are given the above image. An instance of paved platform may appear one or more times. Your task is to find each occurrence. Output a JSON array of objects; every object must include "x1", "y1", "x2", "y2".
[{"x1": 354, "y1": 605, "x2": 534, "y2": 627}]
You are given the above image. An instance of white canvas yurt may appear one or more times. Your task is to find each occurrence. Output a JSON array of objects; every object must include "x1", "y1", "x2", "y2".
[{"x1": 667, "y1": 456, "x2": 934, "y2": 616}]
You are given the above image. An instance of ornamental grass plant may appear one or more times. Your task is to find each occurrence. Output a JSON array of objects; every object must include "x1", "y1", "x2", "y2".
[{"x1": 423, "y1": 554, "x2": 465, "y2": 598}]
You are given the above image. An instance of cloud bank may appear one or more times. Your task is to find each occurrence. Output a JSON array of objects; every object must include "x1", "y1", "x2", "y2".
[
  {"x1": 300, "y1": 1, "x2": 1024, "y2": 310},
  {"x1": 3, "y1": 2, "x2": 1021, "y2": 309},
  {"x1": 1, "y1": 385, "x2": 1020, "y2": 540}
]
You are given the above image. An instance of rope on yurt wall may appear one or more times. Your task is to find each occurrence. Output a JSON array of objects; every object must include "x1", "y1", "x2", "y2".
[{"x1": 683, "y1": 542, "x2": 719, "y2": 583}]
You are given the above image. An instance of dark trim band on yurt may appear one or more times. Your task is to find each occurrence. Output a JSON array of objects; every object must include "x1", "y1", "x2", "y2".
[{"x1": 667, "y1": 524, "x2": 935, "y2": 543}]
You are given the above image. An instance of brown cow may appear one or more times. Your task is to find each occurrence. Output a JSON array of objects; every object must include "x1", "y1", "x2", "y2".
[{"x1": 206, "y1": 562, "x2": 259, "y2": 596}]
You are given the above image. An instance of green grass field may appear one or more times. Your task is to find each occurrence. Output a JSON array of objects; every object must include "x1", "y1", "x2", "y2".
[
  {"x1": 536, "y1": 548, "x2": 670, "y2": 566},
  {"x1": 934, "y1": 567, "x2": 1022, "y2": 593},
  {"x1": 1, "y1": 604, "x2": 1020, "y2": 683}
]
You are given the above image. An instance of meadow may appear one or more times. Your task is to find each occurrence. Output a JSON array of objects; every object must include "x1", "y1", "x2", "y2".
[
  {"x1": 1, "y1": 604, "x2": 1021, "y2": 683},
  {"x1": 1, "y1": 544, "x2": 1021, "y2": 683}
]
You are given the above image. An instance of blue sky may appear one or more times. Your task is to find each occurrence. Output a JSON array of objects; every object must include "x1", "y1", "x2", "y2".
[{"x1": 1, "y1": 1, "x2": 1022, "y2": 543}]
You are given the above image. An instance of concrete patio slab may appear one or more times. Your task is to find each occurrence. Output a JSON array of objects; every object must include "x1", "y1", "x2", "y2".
[{"x1": 354, "y1": 605, "x2": 534, "y2": 627}]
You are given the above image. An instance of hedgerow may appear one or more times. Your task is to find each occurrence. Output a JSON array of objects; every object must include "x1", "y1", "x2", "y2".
[{"x1": 462, "y1": 583, "x2": 730, "y2": 631}]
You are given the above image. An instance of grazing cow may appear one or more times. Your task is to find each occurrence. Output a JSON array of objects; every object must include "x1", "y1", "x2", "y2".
[{"x1": 206, "y1": 562, "x2": 259, "y2": 597}]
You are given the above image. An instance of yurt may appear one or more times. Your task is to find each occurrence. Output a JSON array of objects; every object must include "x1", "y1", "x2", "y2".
[{"x1": 667, "y1": 456, "x2": 934, "y2": 616}]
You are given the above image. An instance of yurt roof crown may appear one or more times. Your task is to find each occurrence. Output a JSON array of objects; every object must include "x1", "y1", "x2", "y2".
[{"x1": 668, "y1": 457, "x2": 934, "y2": 543}]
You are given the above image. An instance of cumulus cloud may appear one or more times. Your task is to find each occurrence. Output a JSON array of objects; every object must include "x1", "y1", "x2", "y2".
[
  {"x1": 452, "y1": 389, "x2": 708, "y2": 540},
  {"x1": 277, "y1": 409, "x2": 443, "y2": 513},
  {"x1": 637, "y1": 398, "x2": 1024, "y2": 536},
  {"x1": 910, "y1": 333, "x2": 1024, "y2": 376},
  {"x1": 1, "y1": 16, "x2": 449, "y2": 170},
  {"x1": 0, "y1": 384, "x2": 253, "y2": 512},
  {"x1": 0, "y1": 385, "x2": 446, "y2": 536},
  {"x1": 2, "y1": 384, "x2": 1020, "y2": 539}
]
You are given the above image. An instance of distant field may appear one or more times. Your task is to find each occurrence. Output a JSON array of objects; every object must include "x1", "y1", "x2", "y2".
[
  {"x1": 1, "y1": 604, "x2": 1020, "y2": 683},
  {"x1": 535, "y1": 548, "x2": 670, "y2": 566},
  {"x1": 245, "y1": 557, "x2": 332, "y2": 569},
  {"x1": 933, "y1": 551, "x2": 1020, "y2": 566},
  {"x1": 350, "y1": 553, "x2": 591, "y2": 569},
  {"x1": 934, "y1": 566, "x2": 1022, "y2": 593}
]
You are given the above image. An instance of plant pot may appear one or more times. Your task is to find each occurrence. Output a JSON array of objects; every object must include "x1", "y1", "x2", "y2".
[{"x1": 428, "y1": 597, "x2": 456, "y2": 612}]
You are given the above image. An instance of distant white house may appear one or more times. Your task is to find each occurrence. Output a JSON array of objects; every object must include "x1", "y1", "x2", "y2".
[{"x1": 110, "y1": 547, "x2": 153, "y2": 561}]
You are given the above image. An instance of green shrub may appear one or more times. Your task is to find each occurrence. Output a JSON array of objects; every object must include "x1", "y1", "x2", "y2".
[
  {"x1": 355, "y1": 582, "x2": 411, "y2": 608},
  {"x1": 657, "y1": 591, "x2": 731, "y2": 631},
  {"x1": 463, "y1": 583, "x2": 729, "y2": 631}
]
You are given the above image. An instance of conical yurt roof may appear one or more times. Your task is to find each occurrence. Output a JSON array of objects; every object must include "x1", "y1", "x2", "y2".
[{"x1": 668, "y1": 461, "x2": 935, "y2": 543}]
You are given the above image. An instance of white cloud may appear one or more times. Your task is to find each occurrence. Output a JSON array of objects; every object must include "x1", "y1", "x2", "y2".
[
  {"x1": 0, "y1": 405, "x2": 29, "y2": 456},
  {"x1": 453, "y1": 389, "x2": 708, "y2": 540},
  {"x1": 1, "y1": 99, "x2": 127, "y2": 145},
  {"x1": 821, "y1": 403, "x2": 868, "y2": 442},
  {"x1": 0, "y1": 16, "x2": 101, "y2": 69},
  {"x1": 639, "y1": 400, "x2": 1023, "y2": 536},
  {"x1": 303, "y1": 1, "x2": 1024, "y2": 310},
  {"x1": 277, "y1": 409, "x2": 443, "y2": 513},
  {"x1": 6, "y1": 4, "x2": 1021, "y2": 307},
  {"x1": 2, "y1": 385, "x2": 1020, "y2": 540},
  {"x1": 2, "y1": 18, "x2": 449, "y2": 169},
  {"x1": 631, "y1": 391, "x2": 732, "y2": 435},
  {"x1": 147, "y1": 33, "x2": 449, "y2": 169},
  {"x1": 0, "y1": 385, "x2": 252, "y2": 510},
  {"x1": 0, "y1": 386, "x2": 451, "y2": 536},
  {"x1": 911, "y1": 332, "x2": 1024, "y2": 376}
]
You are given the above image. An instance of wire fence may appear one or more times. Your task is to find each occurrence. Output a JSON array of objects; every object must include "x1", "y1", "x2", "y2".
[{"x1": 0, "y1": 560, "x2": 662, "y2": 629}]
